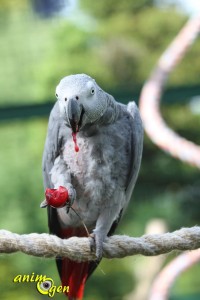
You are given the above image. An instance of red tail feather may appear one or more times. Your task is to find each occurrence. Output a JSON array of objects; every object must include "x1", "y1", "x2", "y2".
[{"x1": 60, "y1": 228, "x2": 89, "y2": 299}]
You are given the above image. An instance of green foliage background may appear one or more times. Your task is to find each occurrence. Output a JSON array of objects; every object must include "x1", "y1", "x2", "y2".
[{"x1": 0, "y1": 0, "x2": 199, "y2": 299}]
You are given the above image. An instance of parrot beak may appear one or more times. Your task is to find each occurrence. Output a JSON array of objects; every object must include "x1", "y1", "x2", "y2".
[
  {"x1": 69, "y1": 118, "x2": 78, "y2": 134},
  {"x1": 68, "y1": 98, "x2": 85, "y2": 133}
]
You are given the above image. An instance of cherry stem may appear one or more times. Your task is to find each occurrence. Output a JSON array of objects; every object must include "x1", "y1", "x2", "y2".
[{"x1": 70, "y1": 207, "x2": 90, "y2": 237}]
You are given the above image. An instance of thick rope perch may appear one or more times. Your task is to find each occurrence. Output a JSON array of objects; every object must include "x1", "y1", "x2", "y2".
[{"x1": 0, "y1": 226, "x2": 199, "y2": 262}]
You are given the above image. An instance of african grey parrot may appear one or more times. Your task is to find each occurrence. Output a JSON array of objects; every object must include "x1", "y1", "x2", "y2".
[{"x1": 41, "y1": 74, "x2": 143, "y2": 299}]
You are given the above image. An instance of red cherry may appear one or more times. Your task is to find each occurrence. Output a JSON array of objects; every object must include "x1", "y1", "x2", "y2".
[{"x1": 45, "y1": 186, "x2": 69, "y2": 208}]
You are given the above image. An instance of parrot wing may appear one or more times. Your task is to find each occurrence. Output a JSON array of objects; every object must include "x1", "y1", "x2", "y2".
[
  {"x1": 42, "y1": 101, "x2": 62, "y2": 190},
  {"x1": 125, "y1": 102, "x2": 143, "y2": 202},
  {"x1": 109, "y1": 102, "x2": 143, "y2": 230},
  {"x1": 42, "y1": 101, "x2": 63, "y2": 236},
  {"x1": 87, "y1": 101, "x2": 143, "y2": 281}
]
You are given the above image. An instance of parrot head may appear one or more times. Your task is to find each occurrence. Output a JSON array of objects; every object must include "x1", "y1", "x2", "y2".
[{"x1": 55, "y1": 74, "x2": 107, "y2": 133}]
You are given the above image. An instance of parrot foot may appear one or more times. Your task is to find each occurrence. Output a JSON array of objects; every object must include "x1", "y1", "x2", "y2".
[{"x1": 89, "y1": 231, "x2": 104, "y2": 259}]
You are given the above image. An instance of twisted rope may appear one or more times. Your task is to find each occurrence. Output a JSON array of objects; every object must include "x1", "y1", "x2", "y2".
[
  {"x1": 139, "y1": 14, "x2": 200, "y2": 168},
  {"x1": 0, "y1": 226, "x2": 199, "y2": 261}
]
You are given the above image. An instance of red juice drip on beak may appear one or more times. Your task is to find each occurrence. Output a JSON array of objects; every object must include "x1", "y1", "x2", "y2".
[{"x1": 72, "y1": 132, "x2": 79, "y2": 152}]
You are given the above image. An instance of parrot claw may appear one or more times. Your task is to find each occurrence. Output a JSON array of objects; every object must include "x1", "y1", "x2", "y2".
[
  {"x1": 89, "y1": 231, "x2": 104, "y2": 259},
  {"x1": 89, "y1": 233, "x2": 95, "y2": 252},
  {"x1": 40, "y1": 199, "x2": 48, "y2": 208}
]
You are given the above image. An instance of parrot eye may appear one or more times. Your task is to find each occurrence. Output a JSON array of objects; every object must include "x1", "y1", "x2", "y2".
[
  {"x1": 91, "y1": 88, "x2": 95, "y2": 95},
  {"x1": 65, "y1": 97, "x2": 67, "y2": 102},
  {"x1": 55, "y1": 93, "x2": 58, "y2": 98}
]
